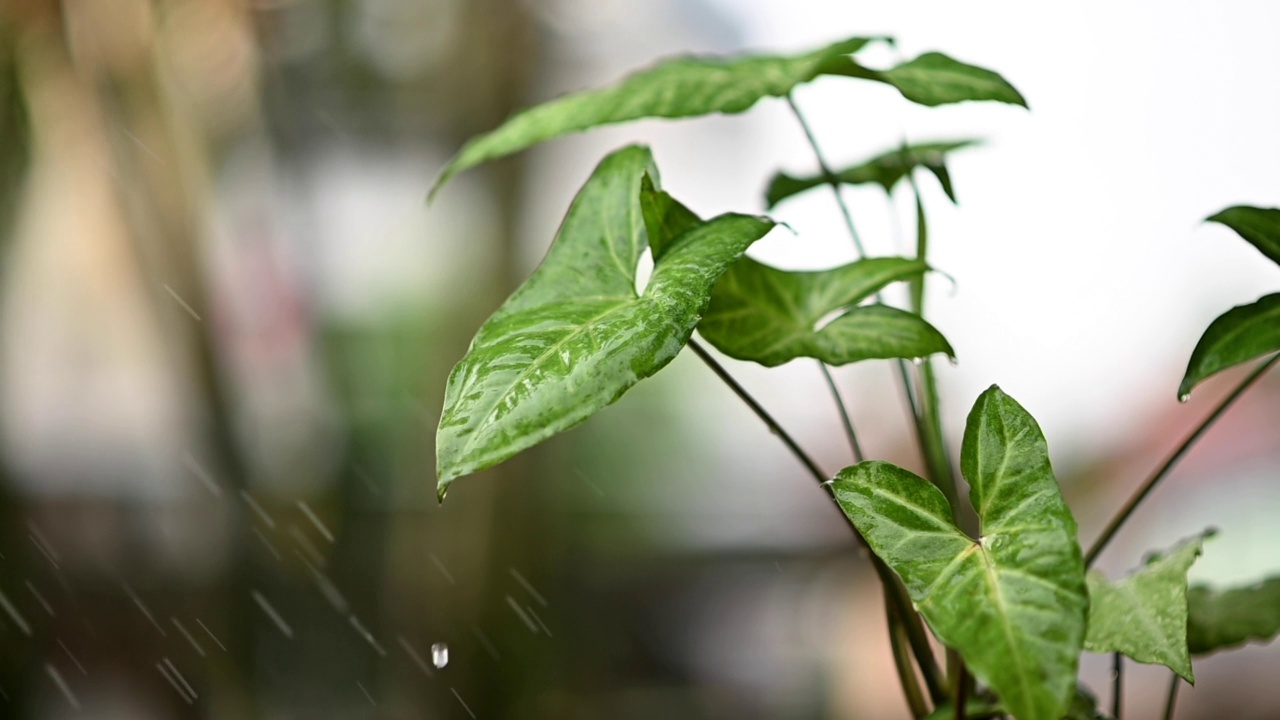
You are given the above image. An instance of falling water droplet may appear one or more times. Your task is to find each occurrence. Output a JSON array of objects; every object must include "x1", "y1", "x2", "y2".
[
  {"x1": 911, "y1": 357, "x2": 926, "y2": 367},
  {"x1": 1178, "y1": 393, "x2": 1190, "y2": 404},
  {"x1": 431, "y1": 642, "x2": 449, "y2": 669}
]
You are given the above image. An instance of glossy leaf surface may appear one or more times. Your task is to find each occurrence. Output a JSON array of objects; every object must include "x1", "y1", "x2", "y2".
[
  {"x1": 765, "y1": 139, "x2": 979, "y2": 208},
  {"x1": 1179, "y1": 293, "x2": 1280, "y2": 398},
  {"x1": 1187, "y1": 575, "x2": 1280, "y2": 655},
  {"x1": 837, "y1": 51, "x2": 1027, "y2": 107},
  {"x1": 1084, "y1": 536, "x2": 1205, "y2": 682},
  {"x1": 697, "y1": 257, "x2": 952, "y2": 367},
  {"x1": 832, "y1": 386, "x2": 1086, "y2": 720},
  {"x1": 436, "y1": 145, "x2": 773, "y2": 494},
  {"x1": 1207, "y1": 205, "x2": 1280, "y2": 267},
  {"x1": 431, "y1": 37, "x2": 884, "y2": 195}
]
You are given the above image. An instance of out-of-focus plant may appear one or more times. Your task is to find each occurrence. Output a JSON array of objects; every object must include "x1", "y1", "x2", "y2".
[{"x1": 427, "y1": 36, "x2": 1280, "y2": 720}]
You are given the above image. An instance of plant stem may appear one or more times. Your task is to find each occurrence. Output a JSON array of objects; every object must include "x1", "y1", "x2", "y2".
[
  {"x1": 1084, "y1": 352, "x2": 1280, "y2": 567},
  {"x1": 886, "y1": 586, "x2": 930, "y2": 719},
  {"x1": 953, "y1": 660, "x2": 969, "y2": 720},
  {"x1": 687, "y1": 338, "x2": 945, "y2": 701},
  {"x1": 1163, "y1": 674, "x2": 1180, "y2": 720},
  {"x1": 1112, "y1": 652, "x2": 1123, "y2": 719},
  {"x1": 819, "y1": 362, "x2": 864, "y2": 462}
]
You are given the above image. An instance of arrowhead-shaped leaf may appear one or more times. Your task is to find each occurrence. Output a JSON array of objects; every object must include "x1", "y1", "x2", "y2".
[
  {"x1": 835, "y1": 51, "x2": 1027, "y2": 108},
  {"x1": 765, "y1": 139, "x2": 980, "y2": 208},
  {"x1": 696, "y1": 257, "x2": 953, "y2": 367},
  {"x1": 430, "y1": 36, "x2": 887, "y2": 196},
  {"x1": 1207, "y1": 205, "x2": 1280, "y2": 267},
  {"x1": 436, "y1": 145, "x2": 773, "y2": 495},
  {"x1": 1179, "y1": 293, "x2": 1280, "y2": 399},
  {"x1": 1187, "y1": 575, "x2": 1280, "y2": 655},
  {"x1": 1084, "y1": 535, "x2": 1206, "y2": 682},
  {"x1": 832, "y1": 386, "x2": 1086, "y2": 720}
]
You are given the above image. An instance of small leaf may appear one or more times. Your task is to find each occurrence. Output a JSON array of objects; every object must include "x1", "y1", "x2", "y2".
[
  {"x1": 765, "y1": 139, "x2": 980, "y2": 208},
  {"x1": 1084, "y1": 535, "x2": 1207, "y2": 682},
  {"x1": 640, "y1": 173, "x2": 701, "y2": 261},
  {"x1": 835, "y1": 51, "x2": 1027, "y2": 108},
  {"x1": 1187, "y1": 575, "x2": 1280, "y2": 655},
  {"x1": 436, "y1": 145, "x2": 772, "y2": 495},
  {"x1": 832, "y1": 386, "x2": 1087, "y2": 720},
  {"x1": 1179, "y1": 293, "x2": 1280, "y2": 399},
  {"x1": 696, "y1": 257, "x2": 952, "y2": 367},
  {"x1": 1207, "y1": 205, "x2": 1280, "y2": 267},
  {"x1": 431, "y1": 36, "x2": 887, "y2": 196},
  {"x1": 1064, "y1": 686, "x2": 1112, "y2": 720}
]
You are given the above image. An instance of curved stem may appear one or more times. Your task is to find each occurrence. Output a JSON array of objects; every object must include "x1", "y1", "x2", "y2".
[
  {"x1": 1163, "y1": 673, "x2": 1180, "y2": 720},
  {"x1": 785, "y1": 95, "x2": 868, "y2": 257},
  {"x1": 819, "y1": 362, "x2": 864, "y2": 463},
  {"x1": 886, "y1": 586, "x2": 930, "y2": 719},
  {"x1": 688, "y1": 339, "x2": 944, "y2": 701},
  {"x1": 1084, "y1": 353, "x2": 1280, "y2": 567}
]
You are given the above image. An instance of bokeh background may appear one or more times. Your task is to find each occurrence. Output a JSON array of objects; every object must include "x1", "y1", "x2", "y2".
[{"x1": 0, "y1": 1, "x2": 1277, "y2": 718}]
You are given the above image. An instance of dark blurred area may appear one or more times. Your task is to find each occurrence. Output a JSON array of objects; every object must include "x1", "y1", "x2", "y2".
[{"x1": 0, "y1": 1, "x2": 1276, "y2": 719}]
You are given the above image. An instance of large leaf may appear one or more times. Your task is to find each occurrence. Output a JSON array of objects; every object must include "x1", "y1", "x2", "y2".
[
  {"x1": 1187, "y1": 575, "x2": 1280, "y2": 655},
  {"x1": 696, "y1": 257, "x2": 952, "y2": 367},
  {"x1": 1207, "y1": 205, "x2": 1280, "y2": 267},
  {"x1": 832, "y1": 386, "x2": 1086, "y2": 720},
  {"x1": 837, "y1": 51, "x2": 1027, "y2": 108},
  {"x1": 1084, "y1": 535, "x2": 1206, "y2": 682},
  {"x1": 1179, "y1": 293, "x2": 1280, "y2": 399},
  {"x1": 765, "y1": 139, "x2": 980, "y2": 208},
  {"x1": 436, "y1": 145, "x2": 773, "y2": 495},
  {"x1": 430, "y1": 37, "x2": 885, "y2": 196}
]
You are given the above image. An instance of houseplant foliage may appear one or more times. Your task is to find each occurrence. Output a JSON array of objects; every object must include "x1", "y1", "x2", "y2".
[{"x1": 430, "y1": 34, "x2": 1280, "y2": 720}]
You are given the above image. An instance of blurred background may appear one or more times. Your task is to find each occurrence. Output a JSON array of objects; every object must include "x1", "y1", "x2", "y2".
[{"x1": 0, "y1": 0, "x2": 1277, "y2": 718}]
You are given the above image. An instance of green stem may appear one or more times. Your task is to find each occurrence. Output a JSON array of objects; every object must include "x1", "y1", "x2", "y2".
[
  {"x1": 1112, "y1": 652, "x2": 1123, "y2": 719},
  {"x1": 1162, "y1": 674, "x2": 1180, "y2": 720},
  {"x1": 886, "y1": 586, "x2": 930, "y2": 719},
  {"x1": 818, "y1": 362, "x2": 864, "y2": 463},
  {"x1": 688, "y1": 339, "x2": 944, "y2": 702},
  {"x1": 1084, "y1": 352, "x2": 1280, "y2": 567}
]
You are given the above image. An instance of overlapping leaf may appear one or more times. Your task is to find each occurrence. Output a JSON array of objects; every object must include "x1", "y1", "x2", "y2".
[
  {"x1": 1207, "y1": 205, "x2": 1280, "y2": 267},
  {"x1": 1187, "y1": 575, "x2": 1280, "y2": 655},
  {"x1": 1179, "y1": 293, "x2": 1280, "y2": 399},
  {"x1": 1084, "y1": 535, "x2": 1206, "y2": 682},
  {"x1": 836, "y1": 51, "x2": 1028, "y2": 108},
  {"x1": 765, "y1": 140, "x2": 980, "y2": 208},
  {"x1": 832, "y1": 386, "x2": 1086, "y2": 720},
  {"x1": 436, "y1": 145, "x2": 773, "y2": 495},
  {"x1": 430, "y1": 37, "x2": 885, "y2": 196},
  {"x1": 696, "y1": 257, "x2": 952, "y2": 367}
]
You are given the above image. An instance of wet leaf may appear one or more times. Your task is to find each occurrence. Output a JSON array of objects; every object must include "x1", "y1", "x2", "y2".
[
  {"x1": 431, "y1": 36, "x2": 886, "y2": 196},
  {"x1": 696, "y1": 257, "x2": 952, "y2": 367},
  {"x1": 436, "y1": 145, "x2": 772, "y2": 495},
  {"x1": 1187, "y1": 575, "x2": 1280, "y2": 655},
  {"x1": 1084, "y1": 535, "x2": 1206, "y2": 682},
  {"x1": 765, "y1": 139, "x2": 980, "y2": 208},
  {"x1": 837, "y1": 51, "x2": 1027, "y2": 108},
  {"x1": 1179, "y1": 293, "x2": 1280, "y2": 399},
  {"x1": 832, "y1": 386, "x2": 1086, "y2": 720},
  {"x1": 1207, "y1": 205, "x2": 1280, "y2": 267}
]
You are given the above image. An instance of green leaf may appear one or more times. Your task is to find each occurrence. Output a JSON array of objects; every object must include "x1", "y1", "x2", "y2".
[
  {"x1": 1084, "y1": 535, "x2": 1206, "y2": 682},
  {"x1": 1207, "y1": 205, "x2": 1280, "y2": 267},
  {"x1": 923, "y1": 700, "x2": 1003, "y2": 720},
  {"x1": 1064, "y1": 686, "x2": 1111, "y2": 720},
  {"x1": 835, "y1": 51, "x2": 1027, "y2": 108},
  {"x1": 1187, "y1": 575, "x2": 1280, "y2": 655},
  {"x1": 436, "y1": 145, "x2": 772, "y2": 495},
  {"x1": 1178, "y1": 293, "x2": 1280, "y2": 399},
  {"x1": 765, "y1": 139, "x2": 980, "y2": 208},
  {"x1": 831, "y1": 386, "x2": 1086, "y2": 720},
  {"x1": 696, "y1": 257, "x2": 952, "y2": 367},
  {"x1": 430, "y1": 36, "x2": 886, "y2": 196},
  {"x1": 640, "y1": 173, "x2": 702, "y2": 261}
]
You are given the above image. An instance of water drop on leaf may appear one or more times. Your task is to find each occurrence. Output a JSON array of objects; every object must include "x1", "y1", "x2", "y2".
[{"x1": 431, "y1": 642, "x2": 449, "y2": 669}]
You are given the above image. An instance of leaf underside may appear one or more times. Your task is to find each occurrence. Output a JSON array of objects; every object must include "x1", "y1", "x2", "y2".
[
  {"x1": 435, "y1": 145, "x2": 772, "y2": 494},
  {"x1": 1207, "y1": 205, "x2": 1280, "y2": 267},
  {"x1": 1179, "y1": 293, "x2": 1280, "y2": 398},
  {"x1": 697, "y1": 256, "x2": 953, "y2": 367},
  {"x1": 833, "y1": 386, "x2": 1086, "y2": 720},
  {"x1": 1084, "y1": 535, "x2": 1206, "y2": 682},
  {"x1": 834, "y1": 51, "x2": 1028, "y2": 108},
  {"x1": 765, "y1": 139, "x2": 980, "y2": 208},
  {"x1": 1187, "y1": 575, "x2": 1280, "y2": 655}
]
